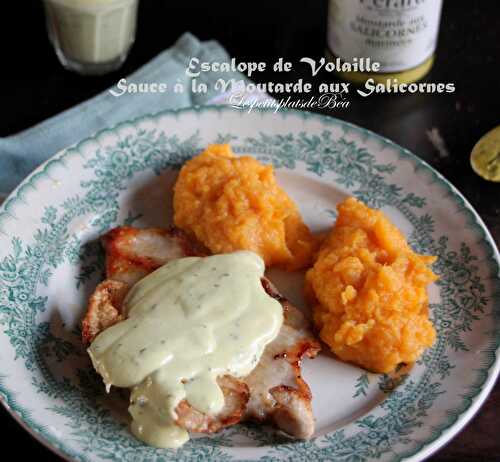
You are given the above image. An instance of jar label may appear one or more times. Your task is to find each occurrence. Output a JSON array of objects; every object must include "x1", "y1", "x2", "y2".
[{"x1": 327, "y1": 0, "x2": 443, "y2": 72}]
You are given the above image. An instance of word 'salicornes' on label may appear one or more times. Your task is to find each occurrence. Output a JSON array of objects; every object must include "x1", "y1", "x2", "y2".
[{"x1": 327, "y1": 0, "x2": 444, "y2": 72}]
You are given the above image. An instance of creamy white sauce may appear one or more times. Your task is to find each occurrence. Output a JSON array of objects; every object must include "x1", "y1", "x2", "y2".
[
  {"x1": 88, "y1": 251, "x2": 283, "y2": 448},
  {"x1": 44, "y1": 0, "x2": 138, "y2": 64}
]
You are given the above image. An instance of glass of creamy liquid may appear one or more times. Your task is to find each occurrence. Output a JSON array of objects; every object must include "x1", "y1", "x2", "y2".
[{"x1": 43, "y1": 0, "x2": 139, "y2": 75}]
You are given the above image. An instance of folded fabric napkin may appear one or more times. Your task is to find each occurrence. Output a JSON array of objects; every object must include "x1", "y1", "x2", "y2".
[{"x1": 0, "y1": 32, "x2": 258, "y2": 197}]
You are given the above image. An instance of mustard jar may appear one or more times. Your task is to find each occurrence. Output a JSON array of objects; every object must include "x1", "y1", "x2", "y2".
[{"x1": 327, "y1": 0, "x2": 443, "y2": 84}]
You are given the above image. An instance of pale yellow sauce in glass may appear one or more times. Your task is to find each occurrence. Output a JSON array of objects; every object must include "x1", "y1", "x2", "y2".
[{"x1": 88, "y1": 251, "x2": 283, "y2": 448}]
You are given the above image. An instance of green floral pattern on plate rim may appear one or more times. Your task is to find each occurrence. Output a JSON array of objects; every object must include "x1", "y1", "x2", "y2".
[{"x1": 0, "y1": 106, "x2": 498, "y2": 462}]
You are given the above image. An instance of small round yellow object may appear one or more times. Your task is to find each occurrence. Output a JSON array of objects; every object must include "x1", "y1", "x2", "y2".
[{"x1": 470, "y1": 125, "x2": 500, "y2": 182}]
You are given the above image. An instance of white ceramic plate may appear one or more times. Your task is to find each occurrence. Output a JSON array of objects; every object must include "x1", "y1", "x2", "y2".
[{"x1": 0, "y1": 107, "x2": 498, "y2": 462}]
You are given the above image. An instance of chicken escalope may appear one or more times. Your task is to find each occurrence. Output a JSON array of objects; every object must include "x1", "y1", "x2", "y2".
[{"x1": 82, "y1": 226, "x2": 320, "y2": 439}]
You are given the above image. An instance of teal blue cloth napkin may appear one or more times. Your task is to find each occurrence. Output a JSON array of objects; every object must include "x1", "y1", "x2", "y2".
[{"x1": 0, "y1": 33, "x2": 241, "y2": 196}]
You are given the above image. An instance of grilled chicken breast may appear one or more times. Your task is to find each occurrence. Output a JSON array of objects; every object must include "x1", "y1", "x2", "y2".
[{"x1": 82, "y1": 226, "x2": 320, "y2": 439}]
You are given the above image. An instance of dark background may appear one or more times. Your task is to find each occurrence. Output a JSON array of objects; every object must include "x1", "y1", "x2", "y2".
[{"x1": 1, "y1": 0, "x2": 499, "y2": 461}]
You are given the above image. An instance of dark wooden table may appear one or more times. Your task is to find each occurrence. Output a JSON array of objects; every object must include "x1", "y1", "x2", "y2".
[{"x1": 0, "y1": 0, "x2": 498, "y2": 460}]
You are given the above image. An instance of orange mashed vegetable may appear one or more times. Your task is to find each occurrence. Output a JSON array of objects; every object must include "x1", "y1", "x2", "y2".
[
  {"x1": 173, "y1": 144, "x2": 316, "y2": 270},
  {"x1": 306, "y1": 197, "x2": 437, "y2": 373}
]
